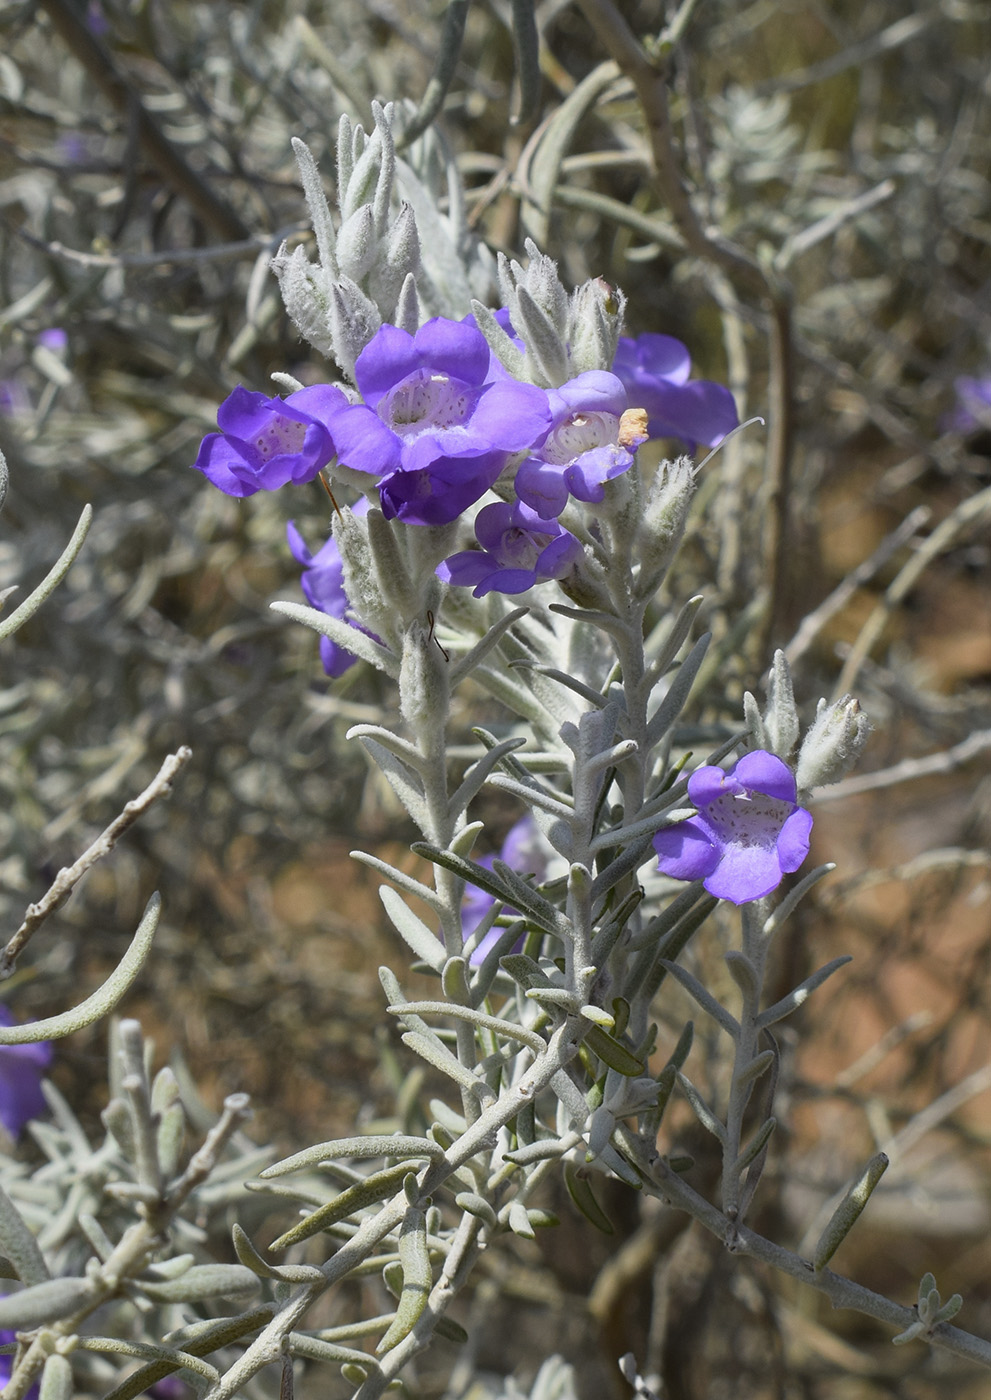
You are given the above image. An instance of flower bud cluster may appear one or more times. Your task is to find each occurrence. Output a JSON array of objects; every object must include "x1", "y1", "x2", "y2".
[
  {"x1": 470, "y1": 240, "x2": 627, "y2": 389},
  {"x1": 271, "y1": 103, "x2": 494, "y2": 381}
]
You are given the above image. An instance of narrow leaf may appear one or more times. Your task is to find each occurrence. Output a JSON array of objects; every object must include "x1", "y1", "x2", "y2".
[
  {"x1": 380, "y1": 886, "x2": 445, "y2": 971},
  {"x1": 0, "y1": 1184, "x2": 50, "y2": 1286},
  {"x1": 676, "y1": 1072, "x2": 728, "y2": 1145},
  {"x1": 376, "y1": 1208, "x2": 432, "y2": 1353},
  {"x1": 0, "y1": 1277, "x2": 94, "y2": 1329},
  {"x1": 402, "y1": 1032, "x2": 495, "y2": 1102},
  {"x1": 583, "y1": 1025, "x2": 645, "y2": 1077},
  {"x1": 0, "y1": 506, "x2": 92, "y2": 643},
  {"x1": 757, "y1": 956, "x2": 853, "y2": 1029},
  {"x1": 659, "y1": 961, "x2": 740, "y2": 1038},
  {"x1": 645, "y1": 632, "x2": 712, "y2": 747},
  {"x1": 271, "y1": 600, "x2": 397, "y2": 675},
  {"x1": 563, "y1": 1163, "x2": 614, "y2": 1233},
  {"x1": 0, "y1": 894, "x2": 161, "y2": 1043},
  {"x1": 262, "y1": 1134, "x2": 445, "y2": 1179},
  {"x1": 448, "y1": 607, "x2": 530, "y2": 688},
  {"x1": 813, "y1": 1153, "x2": 889, "y2": 1273},
  {"x1": 139, "y1": 1265, "x2": 259, "y2": 1304},
  {"x1": 271, "y1": 1164, "x2": 415, "y2": 1251}
]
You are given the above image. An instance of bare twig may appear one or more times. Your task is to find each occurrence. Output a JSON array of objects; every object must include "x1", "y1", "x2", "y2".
[
  {"x1": 834, "y1": 483, "x2": 991, "y2": 697},
  {"x1": 784, "y1": 505, "x2": 931, "y2": 666},
  {"x1": 12, "y1": 224, "x2": 295, "y2": 270},
  {"x1": 755, "y1": 13, "x2": 934, "y2": 96},
  {"x1": 572, "y1": 0, "x2": 795, "y2": 655},
  {"x1": 0, "y1": 747, "x2": 193, "y2": 979}
]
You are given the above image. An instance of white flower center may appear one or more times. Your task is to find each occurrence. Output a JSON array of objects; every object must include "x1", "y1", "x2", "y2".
[
  {"x1": 541, "y1": 411, "x2": 621, "y2": 465},
  {"x1": 500, "y1": 525, "x2": 550, "y2": 569},
  {"x1": 385, "y1": 370, "x2": 473, "y2": 437},
  {"x1": 706, "y1": 791, "x2": 791, "y2": 848},
  {"x1": 252, "y1": 417, "x2": 306, "y2": 460}
]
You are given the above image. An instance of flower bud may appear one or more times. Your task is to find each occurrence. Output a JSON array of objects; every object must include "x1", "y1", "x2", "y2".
[
  {"x1": 569, "y1": 276, "x2": 627, "y2": 376},
  {"x1": 399, "y1": 617, "x2": 450, "y2": 736},
  {"x1": 635, "y1": 456, "x2": 696, "y2": 598},
  {"x1": 795, "y1": 695, "x2": 871, "y2": 792}
]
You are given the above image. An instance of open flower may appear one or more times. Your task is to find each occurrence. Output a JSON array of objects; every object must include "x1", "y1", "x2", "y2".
[
  {"x1": 0, "y1": 1007, "x2": 52, "y2": 1139},
  {"x1": 653, "y1": 751, "x2": 812, "y2": 905},
  {"x1": 437, "y1": 500, "x2": 582, "y2": 596},
  {"x1": 329, "y1": 318, "x2": 550, "y2": 526},
  {"x1": 193, "y1": 384, "x2": 347, "y2": 497},
  {"x1": 287, "y1": 511, "x2": 375, "y2": 678},
  {"x1": 514, "y1": 372, "x2": 644, "y2": 517},
  {"x1": 612, "y1": 333, "x2": 739, "y2": 450}
]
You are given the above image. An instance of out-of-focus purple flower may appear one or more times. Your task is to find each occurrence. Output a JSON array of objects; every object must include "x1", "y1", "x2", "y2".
[
  {"x1": 330, "y1": 318, "x2": 550, "y2": 526},
  {"x1": 943, "y1": 376, "x2": 991, "y2": 435},
  {"x1": 653, "y1": 751, "x2": 812, "y2": 905},
  {"x1": 0, "y1": 1329, "x2": 38, "y2": 1398},
  {"x1": 461, "y1": 815, "x2": 547, "y2": 964},
  {"x1": 437, "y1": 500, "x2": 582, "y2": 596},
  {"x1": 36, "y1": 329, "x2": 68, "y2": 355},
  {"x1": 0, "y1": 1007, "x2": 52, "y2": 1139},
  {"x1": 612, "y1": 333, "x2": 739, "y2": 450},
  {"x1": 287, "y1": 504, "x2": 374, "y2": 678},
  {"x1": 0, "y1": 376, "x2": 29, "y2": 418},
  {"x1": 149, "y1": 1377, "x2": 193, "y2": 1398},
  {"x1": 86, "y1": 0, "x2": 109, "y2": 34},
  {"x1": 514, "y1": 372, "x2": 646, "y2": 517},
  {"x1": 193, "y1": 384, "x2": 346, "y2": 498}
]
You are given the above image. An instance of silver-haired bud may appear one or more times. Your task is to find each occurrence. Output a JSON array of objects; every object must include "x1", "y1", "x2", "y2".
[
  {"x1": 763, "y1": 649, "x2": 799, "y2": 759},
  {"x1": 635, "y1": 456, "x2": 696, "y2": 598},
  {"x1": 399, "y1": 617, "x2": 450, "y2": 737},
  {"x1": 329, "y1": 276, "x2": 382, "y2": 382},
  {"x1": 795, "y1": 694, "x2": 871, "y2": 792},
  {"x1": 569, "y1": 277, "x2": 627, "y2": 375},
  {"x1": 335, "y1": 204, "x2": 378, "y2": 283},
  {"x1": 270, "y1": 244, "x2": 335, "y2": 359}
]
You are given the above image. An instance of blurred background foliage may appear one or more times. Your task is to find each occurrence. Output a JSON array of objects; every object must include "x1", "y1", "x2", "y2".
[{"x1": 1, "y1": 0, "x2": 990, "y2": 1395}]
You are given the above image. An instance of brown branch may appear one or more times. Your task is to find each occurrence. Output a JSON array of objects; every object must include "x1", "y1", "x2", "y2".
[
  {"x1": 0, "y1": 747, "x2": 193, "y2": 980},
  {"x1": 36, "y1": 0, "x2": 251, "y2": 243},
  {"x1": 573, "y1": 0, "x2": 796, "y2": 654}
]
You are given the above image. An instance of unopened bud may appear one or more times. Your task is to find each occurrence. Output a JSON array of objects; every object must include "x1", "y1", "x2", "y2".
[
  {"x1": 795, "y1": 694, "x2": 871, "y2": 792},
  {"x1": 635, "y1": 457, "x2": 696, "y2": 598}
]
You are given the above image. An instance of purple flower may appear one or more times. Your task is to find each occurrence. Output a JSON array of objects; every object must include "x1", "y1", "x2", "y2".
[
  {"x1": 287, "y1": 505, "x2": 374, "y2": 678},
  {"x1": 462, "y1": 815, "x2": 546, "y2": 964},
  {"x1": 0, "y1": 1007, "x2": 52, "y2": 1139},
  {"x1": 193, "y1": 384, "x2": 347, "y2": 498},
  {"x1": 330, "y1": 318, "x2": 551, "y2": 526},
  {"x1": 653, "y1": 751, "x2": 812, "y2": 905},
  {"x1": 36, "y1": 328, "x2": 68, "y2": 355},
  {"x1": 612, "y1": 333, "x2": 739, "y2": 450},
  {"x1": 514, "y1": 372, "x2": 645, "y2": 517},
  {"x1": 0, "y1": 1330, "x2": 38, "y2": 1398},
  {"x1": 943, "y1": 375, "x2": 991, "y2": 434},
  {"x1": 437, "y1": 500, "x2": 582, "y2": 596}
]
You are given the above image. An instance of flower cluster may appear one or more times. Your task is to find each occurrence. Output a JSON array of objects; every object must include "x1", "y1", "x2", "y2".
[{"x1": 191, "y1": 314, "x2": 738, "y2": 622}]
